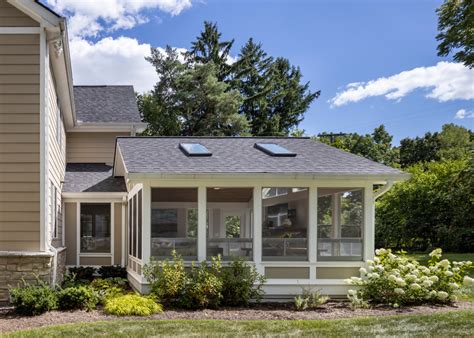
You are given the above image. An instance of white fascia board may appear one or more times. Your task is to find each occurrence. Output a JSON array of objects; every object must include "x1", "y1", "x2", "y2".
[
  {"x1": 62, "y1": 192, "x2": 127, "y2": 200},
  {"x1": 127, "y1": 172, "x2": 410, "y2": 183},
  {"x1": 113, "y1": 145, "x2": 129, "y2": 177},
  {"x1": 69, "y1": 123, "x2": 143, "y2": 133},
  {"x1": 8, "y1": 0, "x2": 61, "y2": 28}
]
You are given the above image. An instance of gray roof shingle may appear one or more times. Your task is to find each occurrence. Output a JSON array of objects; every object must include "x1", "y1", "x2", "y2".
[
  {"x1": 73, "y1": 86, "x2": 142, "y2": 124},
  {"x1": 64, "y1": 163, "x2": 127, "y2": 193},
  {"x1": 116, "y1": 137, "x2": 406, "y2": 177}
]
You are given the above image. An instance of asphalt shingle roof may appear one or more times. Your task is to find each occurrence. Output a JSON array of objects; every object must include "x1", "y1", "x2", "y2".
[
  {"x1": 116, "y1": 137, "x2": 406, "y2": 177},
  {"x1": 64, "y1": 163, "x2": 127, "y2": 193},
  {"x1": 73, "y1": 86, "x2": 142, "y2": 124}
]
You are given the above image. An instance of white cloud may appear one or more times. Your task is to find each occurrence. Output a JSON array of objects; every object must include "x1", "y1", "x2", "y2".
[
  {"x1": 69, "y1": 37, "x2": 188, "y2": 93},
  {"x1": 45, "y1": 0, "x2": 192, "y2": 38},
  {"x1": 330, "y1": 62, "x2": 474, "y2": 107},
  {"x1": 454, "y1": 109, "x2": 474, "y2": 119}
]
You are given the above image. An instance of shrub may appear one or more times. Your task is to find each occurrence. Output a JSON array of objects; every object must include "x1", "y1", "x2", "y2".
[
  {"x1": 144, "y1": 251, "x2": 225, "y2": 309},
  {"x1": 104, "y1": 294, "x2": 163, "y2": 316},
  {"x1": 9, "y1": 280, "x2": 57, "y2": 316},
  {"x1": 294, "y1": 288, "x2": 329, "y2": 311},
  {"x1": 57, "y1": 286, "x2": 99, "y2": 311},
  {"x1": 346, "y1": 248, "x2": 473, "y2": 308},
  {"x1": 143, "y1": 252, "x2": 187, "y2": 305},
  {"x1": 90, "y1": 278, "x2": 128, "y2": 304},
  {"x1": 221, "y1": 257, "x2": 266, "y2": 307},
  {"x1": 98, "y1": 265, "x2": 127, "y2": 279},
  {"x1": 67, "y1": 266, "x2": 96, "y2": 282}
]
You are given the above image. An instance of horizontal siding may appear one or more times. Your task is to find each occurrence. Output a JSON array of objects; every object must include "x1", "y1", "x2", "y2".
[
  {"x1": 0, "y1": 1, "x2": 39, "y2": 27},
  {"x1": 0, "y1": 32, "x2": 40, "y2": 251},
  {"x1": 67, "y1": 132, "x2": 129, "y2": 165}
]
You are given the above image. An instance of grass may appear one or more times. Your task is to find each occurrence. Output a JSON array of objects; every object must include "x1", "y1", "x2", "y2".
[{"x1": 5, "y1": 311, "x2": 474, "y2": 337}]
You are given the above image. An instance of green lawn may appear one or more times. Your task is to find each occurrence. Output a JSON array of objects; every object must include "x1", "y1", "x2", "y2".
[
  {"x1": 5, "y1": 311, "x2": 474, "y2": 337},
  {"x1": 406, "y1": 253, "x2": 474, "y2": 267}
]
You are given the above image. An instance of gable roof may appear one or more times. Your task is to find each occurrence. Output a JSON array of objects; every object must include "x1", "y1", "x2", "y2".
[
  {"x1": 64, "y1": 163, "x2": 126, "y2": 193},
  {"x1": 116, "y1": 137, "x2": 407, "y2": 179},
  {"x1": 73, "y1": 86, "x2": 142, "y2": 124}
]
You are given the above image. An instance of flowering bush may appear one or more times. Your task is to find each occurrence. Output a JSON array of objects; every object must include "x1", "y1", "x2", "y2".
[{"x1": 346, "y1": 248, "x2": 473, "y2": 308}]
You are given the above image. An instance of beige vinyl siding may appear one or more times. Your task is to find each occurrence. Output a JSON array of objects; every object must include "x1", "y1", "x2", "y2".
[
  {"x1": 66, "y1": 132, "x2": 129, "y2": 165},
  {"x1": 46, "y1": 66, "x2": 66, "y2": 248},
  {"x1": 64, "y1": 202, "x2": 77, "y2": 265},
  {"x1": 0, "y1": 33, "x2": 40, "y2": 251},
  {"x1": 0, "y1": 0, "x2": 39, "y2": 27}
]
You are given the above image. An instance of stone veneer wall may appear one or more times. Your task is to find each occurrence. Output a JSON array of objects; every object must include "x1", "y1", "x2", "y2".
[{"x1": 0, "y1": 248, "x2": 66, "y2": 304}]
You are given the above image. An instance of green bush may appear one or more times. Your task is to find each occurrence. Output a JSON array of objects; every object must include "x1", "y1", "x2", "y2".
[
  {"x1": 346, "y1": 248, "x2": 473, "y2": 308},
  {"x1": 9, "y1": 280, "x2": 57, "y2": 316},
  {"x1": 90, "y1": 278, "x2": 128, "y2": 304},
  {"x1": 98, "y1": 265, "x2": 127, "y2": 279},
  {"x1": 57, "y1": 286, "x2": 99, "y2": 311},
  {"x1": 67, "y1": 266, "x2": 96, "y2": 282},
  {"x1": 104, "y1": 294, "x2": 163, "y2": 316},
  {"x1": 221, "y1": 257, "x2": 266, "y2": 306},
  {"x1": 144, "y1": 251, "x2": 229, "y2": 309},
  {"x1": 294, "y1": 288, "x2": 329, "y2": 311}
]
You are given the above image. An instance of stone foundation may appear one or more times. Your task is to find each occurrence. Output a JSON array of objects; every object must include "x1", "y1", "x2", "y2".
[{"x1": 0, "y1": 248, "x2": 67, "y2": 304}]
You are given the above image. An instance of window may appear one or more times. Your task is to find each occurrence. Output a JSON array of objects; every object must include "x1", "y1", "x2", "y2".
[
  {"x1": 207, "y1": 188, "x2": 253, "y2": 260},
  {"x1": 317, "y1": 188, "x2": 364, "y2": 261},
  {"x1": 179, "y1": 143, "x2": 212, "y2": 156},
  {"x1": 151, "y1": 188, "x2": 198, "y2": 259},
  {"x1": 262, "y1": 187, "x2": 308, "y2": 261},
  {"x1": 80, "y1": 203, "x2": 111, "y2": 253},
  {"x1": 254, "y1": 143, "x2": 296, "y2": 157}
]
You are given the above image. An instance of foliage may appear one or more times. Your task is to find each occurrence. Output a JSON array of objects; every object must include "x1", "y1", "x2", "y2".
[
  {"x1": 9, "y1": 280, "x2": 57, "y2": 316},
  {"x1": 144, "y1": 252, "x2": 265, "y2": 309},
  {"x1": 436, "y1": 0, "x2": 473, "y2": 68},
  {"x1": 98, "y1": 265, "x2": 127, "y2": 279},
  {"x1": 140, "y1": 21, "x2": 319, "y2": 137},
  {"x1": 220, "y1": 257, "x2": 266, "y2": 306},
  {"x1": 318, "y1": 125, "x2": 399, "y2": 167},
  {"x1": 67, "y1": 266, "x2": 96, "y2": 282},
  {"x1": 376, "y1": 159, "x2": 473, "y2": 252},
  {"x1": 294, "y1": 288, "x2": 329, "y2": 311},
  {"x1": 104, "y1": 294, "x2": 163, "y2": 316},
  {"x1": 346, "y1": 248, "x2": 473, "y2": 308},
  {"x1": 399, "y1": 132, "x2": 441, "y2": 168},
  {"x1": 90, "y1": 278, "x2": 128, "y2": 304},
  {"x1": 57, "y1": 286, "x2": 99, "y2": 311}
]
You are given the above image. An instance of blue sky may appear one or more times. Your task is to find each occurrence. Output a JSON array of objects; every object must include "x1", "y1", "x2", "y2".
[{"x1": 45, "y1": 0, "x2": 473, "y2": 144}]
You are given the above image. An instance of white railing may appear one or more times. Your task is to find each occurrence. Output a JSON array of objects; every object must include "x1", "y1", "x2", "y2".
[
  {"x1": 151, "y1": 238, "x2": 197, "y2": 259},
  {"x1": 207, "y1": 238, "x2": 253, "y2": 259},
  {"x1": 262, "y1": 237, "x2": 307, "y2": 260}
]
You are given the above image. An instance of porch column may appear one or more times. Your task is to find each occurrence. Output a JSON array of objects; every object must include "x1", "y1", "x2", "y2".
[
  {"x1": 142, "y1": 182, "x2": 151, "y2": 266},
  {"x1": 253, "y1": 186, "x2": 262, "y2": 273},
  {"x1": 364, "y1": 184, "x2": 375, "y2": 261},
  {"x1": 197, "y1": 186, "x2": 207, "y2": 261},
  {"x1": 308, "y1": 187, "x2": 317, "y2": 264}
]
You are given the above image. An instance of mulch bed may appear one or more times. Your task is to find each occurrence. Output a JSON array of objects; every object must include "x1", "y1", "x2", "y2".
[{"x1": 1, "y1": 301, "x2": 473, "y2": 333}]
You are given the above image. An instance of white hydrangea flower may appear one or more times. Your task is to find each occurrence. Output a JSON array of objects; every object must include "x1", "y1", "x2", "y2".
[
  {"x1": 437, "y1": 291, "x2": 449, "y2": 300},
  {"x1": 422, "y1": 280, "x2": 432, "y2": 288},
  {"x1": 374, "y1": 257, "x2": 381, "y2": 264},
  {"x1": 429, "y1": 248, "x2": 442, "y2": 259},
  {"x1": 348, "y1": 289, "x2": 357, "y2": 296},
  {"x1": 429, "y1": 276, "x2": 439, "y2": 283},
  {"x1": 396, "y1": 278, "x2": 406, "y2": 287},
  {"x1": 410, "y1": 283, "x2": 421, "y2": 291},
  {"x1": 463, "y1": 276, "x2": 474, "y2": 286},
  {"x1": 439, "y1": 259, "x2": 450, "y2": 268},
  {"x1": 374, "y1": 265, "x2": 384, "y2": 272},
  {"x1": 370, "y1": 272, "x2": 380, "y2": 279},
  {"x1": 394, "y1": 288, "x2": 405, "y2": 295},
  {"x1": 388, "y1": 274, "x2": 397, "y2": 282},
  {"x1": 393, "y1": 303, "x2": 399, "y2": 308},
  {"x1": 359, "y1": 267, "x2": 367, "y2": 275},
  {"x1": 449, "y1": 283, "x2": 459, "y2": 290},
  {"x1": 375, "y1": 248, "x2": 387, "y2": 256},
  {"x1": 405, "y1": 274, "x2": 417, "y2": 281},
  {"x1": 406, "y1": 263, "x2": 415, "y2": 270},
  {"x1": 366, "y1": 260, "x2": 374, "y2": 265},
  {"x1": 444, "y1": 271, "x2": 454, "y2": 277},
  {"x1": 368, "y1": 266, "x2": 375, "y2": 272},
  {"x1": 351, "y1": 276, "x2": 362, "y2": 282}
]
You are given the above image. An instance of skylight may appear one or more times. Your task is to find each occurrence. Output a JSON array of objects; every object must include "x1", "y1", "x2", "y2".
[
  {"x1": 179, "y1": 143, "x2": 212, "y2": 156},
  {"x1": 254, "y1": 143, "x2": 296, "y2": 157}
]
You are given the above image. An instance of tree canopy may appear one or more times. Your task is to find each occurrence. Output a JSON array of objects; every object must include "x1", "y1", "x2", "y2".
[
  {"x1": 436, "y1": 0, "x2": 474, "y2": 68},
  {"x1": 140, "y1": 21, "x2": 319, "y2": 136}
]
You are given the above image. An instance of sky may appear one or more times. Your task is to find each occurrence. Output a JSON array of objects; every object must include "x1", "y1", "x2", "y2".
[{"x1": 43, "y1": 0, "x2": 473, "y2": 144}]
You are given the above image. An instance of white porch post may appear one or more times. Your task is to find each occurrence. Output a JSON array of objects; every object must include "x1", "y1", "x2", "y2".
[
  {"x1": 253, "y1": 186, "x2": 262, "y2": 273},
  {"x1": 197, "y1": 186, "x2": 207, "y2": 261},
  {"x1": 142, "y1": 182, "x2": 151, "y2": 267},
  {"x1": 364, "y1": 184, "x2": 375, "y2": 261},
  {"x1": 308, "y1": 187, "x2": 317, "y2": 278}
]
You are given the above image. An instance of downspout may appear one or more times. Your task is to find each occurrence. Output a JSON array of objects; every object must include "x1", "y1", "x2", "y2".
[{"x1": 374, "y1": 180, "x2": 394, "y2": 201}]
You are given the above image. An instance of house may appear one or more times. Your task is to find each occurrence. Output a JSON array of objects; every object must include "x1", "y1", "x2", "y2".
[{"x1": 0, "y1": 0, "x2": 408, "y2": 302}]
